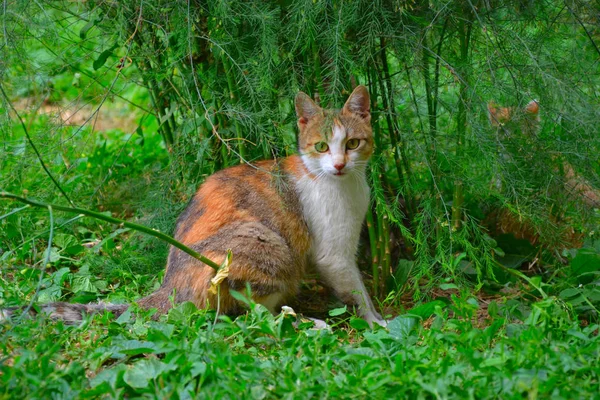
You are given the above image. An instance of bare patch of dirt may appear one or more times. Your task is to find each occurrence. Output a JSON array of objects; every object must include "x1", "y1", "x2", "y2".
[{"x1": 14, "y1": 97, "x2": 141, "y2": 133}]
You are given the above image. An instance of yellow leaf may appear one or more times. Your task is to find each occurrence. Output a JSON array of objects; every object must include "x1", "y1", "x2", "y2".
[{"x1": 208, "y1": 250, "x2": 232, "y2": 295}]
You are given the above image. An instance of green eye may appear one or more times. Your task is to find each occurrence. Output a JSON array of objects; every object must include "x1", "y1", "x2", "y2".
[
  {"x1": 346, "y1": 139, "x2": 360, "y2": 150},
  {"x1": 315, "y1": 142, "x2": 329, "y2": 153}
]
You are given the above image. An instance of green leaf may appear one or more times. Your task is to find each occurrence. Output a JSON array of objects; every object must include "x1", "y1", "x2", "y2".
[
  {"x1": 72, "y1": 273, "x2": 96, "y2": 293},
  {"x1": 52, "y1": 267, "x2": 71, "y2": 285},
  {"x1": 38, "y1": 285, "x2": 62, "y2": 303},
  {"x1": 567, "y1": 329, "x2": 589, "y2": 341},
  {"x1": 407, "y1": 300, "x2": 447, "y2": 319},
  {"x1": 393, "y1": 259, "x2": 414, "y2": 288},
  {"x1": 115, "y1": 309, "x2": 132, "y2": 324},
  {"x1": 190, "y1": 361, "x2": 207, "y2": 378},
  {"x1": 387, "y1": 315, "x2": 418, "y2": 340},
  {"x1": 167, "y1": 301, "x2": 199, "y2": 323},
  {"x1": 349, "y1": 317, "x2": 369, "y2": 331},
  {"x1": 135, "y1": 126, "x2": 145, "y2": 146},
  {"x1": 480, "y1": 357, "x2": 505, "y2": 368},
  {"x1": 439, "y1": 283, "x2": 459, "y2": 290},
  {"x1": 89, "y1": 364, "x2": 126, "y2": 390},
  {"x1": 488, "y1": 301, "x2": 499, "y2": 318},
  {"x1": 113, "y1": 340, "x2": 157, "y2": 356},
  {"x1": 559, "y1": 288, "x2": 581, "y2": 300},
  {"x1": 328, "y1": 306, "x2": 347, "y2": 317},
  {"x1": 72, "y1": 264, "x2": 106, "y2": 293},
  {"x1": 53, "y1": 233, "x2": 79, "y2": 249},
  {"x1": 123, "y1": 359, "x2": 177, "y2": 389},
  {"x1": 229, "y1": 289, "x2": 251, "y2": 305},
  {"x1": 571, "y1": 248, "x2": 600, "y2": 283},
  {"x1": 42, "y1": 247, "x2": 61, "y2": 263},
  {"x1": 93, "y1": 43, "x2": 119, "y2": 70},
  {"x1": 494, "y1": 234, "x2": 537, "y2": 270},
  {"x1": 79, "y1": 19, "x2": 96, "y2": 40}
]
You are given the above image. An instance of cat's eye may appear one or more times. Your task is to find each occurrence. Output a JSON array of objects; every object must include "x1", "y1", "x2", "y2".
[
  {"x1": 346, "y1": 139, "x2": 360, "y2": 150},
  {"x1": 314, "y1": 142, "x2": 329, "y2": 153}
]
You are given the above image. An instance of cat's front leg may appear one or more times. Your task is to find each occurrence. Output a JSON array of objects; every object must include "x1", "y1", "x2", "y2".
[{"x1": 315, "y1": 257, "x2": 386, "y2": 327}]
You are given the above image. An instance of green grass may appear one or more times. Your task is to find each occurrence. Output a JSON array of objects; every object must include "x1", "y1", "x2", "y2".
[{"x1": 1, "y1": 289, "x2": 599, "y2": 399}]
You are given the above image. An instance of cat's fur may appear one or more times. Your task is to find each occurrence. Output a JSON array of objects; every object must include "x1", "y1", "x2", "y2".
[{"x1": 1, "y1": 86, "x2": 386, "y2": 327}]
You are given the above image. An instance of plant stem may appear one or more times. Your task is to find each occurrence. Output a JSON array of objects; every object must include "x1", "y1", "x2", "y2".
[
  {"x1": 365, "y1": 207, "x2": 379, "y2": 297},
  {"x1": 451, "y1": 17, "x2": 472, "y2": 230},
  {"x1": 222, "y1": 56, "x2": 247, "y2": 162},
  {"x1": 381, "y1": 211, "x2": 392, "y2": 291},
  {"x1": 0, "y1": 192, "x2": 220, "y2": 270}
]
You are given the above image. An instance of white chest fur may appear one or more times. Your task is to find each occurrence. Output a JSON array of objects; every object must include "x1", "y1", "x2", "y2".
[{"x1": 295, "y1": 171, "x2": 370, "y2": 263}]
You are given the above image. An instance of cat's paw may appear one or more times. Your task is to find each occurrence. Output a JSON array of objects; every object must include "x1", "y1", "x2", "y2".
[
  {"x1": 292, "y1": 316, "x2": 331, "y2": 330},
  {"x1": 364, "y1": 313, "x2": 388, "y2": 328},
  {"x1": 372, "y1": 318, "x2": 388, "y2": 328}
]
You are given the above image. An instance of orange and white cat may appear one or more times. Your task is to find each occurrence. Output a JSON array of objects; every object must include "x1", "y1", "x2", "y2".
[{"x1": 1, "y1": 86, "x2": 386, "y2": 327}]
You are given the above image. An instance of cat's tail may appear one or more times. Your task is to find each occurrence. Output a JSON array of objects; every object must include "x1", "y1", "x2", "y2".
[{"x1": 0, "y1": 302, "x2": 129, "y2": 324}]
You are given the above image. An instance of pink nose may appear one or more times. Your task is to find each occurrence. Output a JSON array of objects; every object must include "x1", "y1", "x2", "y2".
[{"x1": 334, "y1": 163, "x2": 345, "y2": 171}]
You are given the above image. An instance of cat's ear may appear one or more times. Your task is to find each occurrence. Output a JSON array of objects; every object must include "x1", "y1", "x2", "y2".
[
  {"x1": 524, "y1": 100, "x2": 539, "y2": 115},
  {"x1": 487, "y1": 102, "x2": 500, "y2": 126},
  {"x1": 343, "y1": 85, "x2": 370, "y2": 122},
  {"x1": 295, "y1": 92, "x2": 322, "y2": 128}
]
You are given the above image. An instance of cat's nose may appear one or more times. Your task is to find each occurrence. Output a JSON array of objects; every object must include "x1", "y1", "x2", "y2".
[{"x1": 334, "y1": 163, "x2": 346, "y2": 171}]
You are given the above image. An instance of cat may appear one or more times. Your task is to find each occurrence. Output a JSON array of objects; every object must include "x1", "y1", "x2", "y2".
[
  {"x1": 487, "y1": 99, "x2": 540, "y2": 136},
  {"x1": 486, "y1": 99, "x2": 599, "y2": 248},
  {"x1": 0, "y1": 86, "x2": 387, "y2": 328},
  {"x1": 488, "y1": 100, "x2": 600, "y2": 208}
]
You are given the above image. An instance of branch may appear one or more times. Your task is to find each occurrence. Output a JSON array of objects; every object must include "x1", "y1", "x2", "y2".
[{"x1": 0, "y1": 192, "x2": 220, "y2": 270}]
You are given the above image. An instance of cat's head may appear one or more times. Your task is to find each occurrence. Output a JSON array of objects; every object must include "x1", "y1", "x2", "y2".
[
  {"x1": 487, "y1": 100, "x2": 540, "y2": 136},
  {"x1": 295, "y1": 85, "x2": 373, "y2": 179}
]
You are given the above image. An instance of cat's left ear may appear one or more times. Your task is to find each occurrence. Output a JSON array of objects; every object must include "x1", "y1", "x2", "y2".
[{"x1": 342, "y1": 85, "x2": 370, "y2": 123}]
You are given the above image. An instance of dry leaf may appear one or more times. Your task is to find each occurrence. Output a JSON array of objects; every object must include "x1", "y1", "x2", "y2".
[{"x1": 208, "y1": 249, "x2": 232, "y2": 295}]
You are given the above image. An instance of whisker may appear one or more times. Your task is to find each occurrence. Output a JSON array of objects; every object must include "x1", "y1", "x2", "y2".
[{"x1": 313, "y1": 169, "x2": 328, "y2": 182}]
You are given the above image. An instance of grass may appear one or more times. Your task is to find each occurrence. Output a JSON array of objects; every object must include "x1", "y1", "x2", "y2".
[
  {"x1": 1, "y1": 286, "x2": 599, "y2": 399},
  {"x1": 1, "y1": 180, "x2": 599, "y2": 400}
]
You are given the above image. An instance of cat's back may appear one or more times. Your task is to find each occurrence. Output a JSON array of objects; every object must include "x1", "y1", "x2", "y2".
[{"x1": 173, "y1": 156, "x2": 310, "y2": 255}]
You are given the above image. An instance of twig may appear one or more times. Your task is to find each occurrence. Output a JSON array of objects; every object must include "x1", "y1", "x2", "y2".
[{"x1": 0, "y1": 192, "x2": 220, "y2": 270}]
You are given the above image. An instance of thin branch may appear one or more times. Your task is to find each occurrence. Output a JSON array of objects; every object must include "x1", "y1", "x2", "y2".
[{"x1": 0, "y1": 192, "x2": 220, "y2": 270}]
